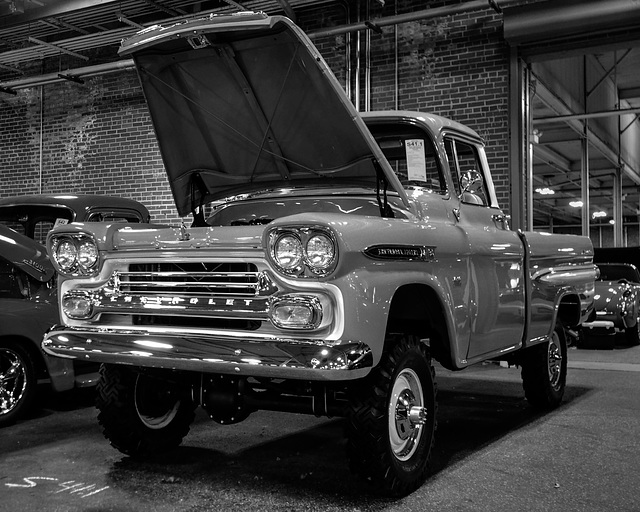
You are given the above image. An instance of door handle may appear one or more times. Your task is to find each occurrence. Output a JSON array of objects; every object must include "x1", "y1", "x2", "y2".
[{"x1": 492, "y1": 213, "x2": 511, "y2": 229}]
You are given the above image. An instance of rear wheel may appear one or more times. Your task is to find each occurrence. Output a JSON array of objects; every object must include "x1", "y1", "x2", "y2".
[
  {"x1": 346, "y1": 334, "x2": 437, "y2": 496},
  {"x1": 521, "y1": 322, "x2": 567, "y2": 409},
  {"x1": 0, "y1": 341, "x2": 37, "y2": 427},
  {"x1": 624, "y1": 316, "x2": 640, "y2": 346},
  {"x1": 96, "y1": 364, "x2": 196, "y2": 457}
]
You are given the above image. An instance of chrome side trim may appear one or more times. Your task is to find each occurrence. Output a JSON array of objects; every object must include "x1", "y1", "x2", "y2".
[{"x1": 42, "y1": 325, "x2": 372, "y2": 381}]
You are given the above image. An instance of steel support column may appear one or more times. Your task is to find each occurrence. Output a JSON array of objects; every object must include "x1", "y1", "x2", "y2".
[{"x1": 508, "y1": 47, "x2": 529, "y2": 230}]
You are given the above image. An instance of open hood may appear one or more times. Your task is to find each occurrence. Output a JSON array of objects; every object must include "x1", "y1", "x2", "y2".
[
  {"x1": 119, "y1": 11, "x2": 408, "y2": 217},
  {"x1": 0, "y1": 225, "x2": 54, "y2": 282}
]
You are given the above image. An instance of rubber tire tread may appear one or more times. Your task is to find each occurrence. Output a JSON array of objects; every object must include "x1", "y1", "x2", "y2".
[
  {"x1": 0, "y1": 341, "x2": 37, "y2": 427},
  {"x1": 96, "y1": 364, "x2": 196, "y2": 458},
  {"x1": 625, "y1": 323, "x2": 640, "y2": 346},
  {"x1": 521, "y1": 323, "x2": 567, "y2": 410},
  {"x1": 345, "y1": 334, "x2": 437, "y2": 497}
]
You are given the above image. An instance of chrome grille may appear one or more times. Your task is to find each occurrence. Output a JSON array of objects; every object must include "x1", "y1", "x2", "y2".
[{"x1": 120, "y1": 262, "x2": 260, "y2": 297}]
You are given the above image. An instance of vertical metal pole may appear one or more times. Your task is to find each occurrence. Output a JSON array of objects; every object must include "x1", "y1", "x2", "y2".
[
  {"x1": 354, "y1": 0, "x2": 361, "y2": 112},
  {"x1": 581, "y1": 121, "x2": 590, "y2": 237},
  {"x1": 526, "y1": 72, "x2": 534, "y2": 232},
  {"x1": 39, "y1": 84, "x2": 44, "y2": 194},
  {"x1": 613, "y1": 169, "x2": 622, "y2": 246},
  {"x1": 365, "y1": 1, "x2": 370, "y2": 112},
  {"x1": 394, "y1": 2, "x2": 398, "y2": 110},
  {"x1": 508, "y1": 46, "x2": 527, "y2": 231},
  {"x1": 581, "y1": 57, "x2": 590, "y2": 238}
]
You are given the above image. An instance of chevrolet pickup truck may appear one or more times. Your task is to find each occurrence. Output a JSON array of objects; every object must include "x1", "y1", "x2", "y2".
[{"x1": 42, "y1": 12, "x2": 596, "y2": 496}]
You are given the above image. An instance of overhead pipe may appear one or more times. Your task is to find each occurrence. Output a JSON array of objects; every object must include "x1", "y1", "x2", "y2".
[
  {"x1": 0, "y1": 59, "x2": 136, "y2": 91},
  {"x1": 308, "y1": 0, "x2": 498, "y2": 38},
  {"x1": 503, "y1": 0, "x2": 640, "y2": 45}
]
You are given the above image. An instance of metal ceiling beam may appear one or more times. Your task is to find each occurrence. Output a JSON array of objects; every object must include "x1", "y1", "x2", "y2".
[
  {"x1": 534, "y1": 106, "x2": 640, "y2": 123},
  {"x1": 139, "y1": 0, "x2": 185, "y2": 17},
  {"x1": 0, "y1": 0, "x2": 122, "y2": 29},
  {"x1": 0, "y1": 58, "x2": 135, "y2": 90},
  {"x1": 28, "y1": 35, "x2": 88, "y2": 60},
  {"x1": 533, "y1": 78, "x2": 640, "y2": 184},
  {"x1": 619, "y1": 86, "x2": 640, "y2": 99}
]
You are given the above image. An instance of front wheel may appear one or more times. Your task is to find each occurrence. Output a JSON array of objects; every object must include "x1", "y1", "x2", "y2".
[
  {"x1": 521, "y1": 322, "x2": 567, "y2": 409},
  {"x1": 96, "y1": 364, "x2": 196, "y2": 457},
  {"x1": 345, "y1": 334, "x2": 437, "y2": 496},
  {"x1": 0, "y1": 341, "x2": 37, "y2": 427}
]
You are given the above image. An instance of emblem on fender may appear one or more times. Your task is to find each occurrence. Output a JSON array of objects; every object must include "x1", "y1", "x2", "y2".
[{"x1": 363, "y1": 244, "x2": 436, "y2": 262}]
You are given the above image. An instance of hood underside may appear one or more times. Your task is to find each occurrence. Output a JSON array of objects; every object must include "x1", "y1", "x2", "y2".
[{"x1": 120, "y1": 12, "x2": 405, "y2": 217}]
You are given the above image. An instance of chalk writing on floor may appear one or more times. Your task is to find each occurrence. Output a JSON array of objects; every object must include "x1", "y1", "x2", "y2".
[{"x1": 5, "y1": 477, "x2": 109, "y2": 498}]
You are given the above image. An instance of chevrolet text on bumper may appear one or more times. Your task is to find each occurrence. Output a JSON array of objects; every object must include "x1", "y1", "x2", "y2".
[{"x1": 42, "y1": 11, "x2": 596, "y2": 497}]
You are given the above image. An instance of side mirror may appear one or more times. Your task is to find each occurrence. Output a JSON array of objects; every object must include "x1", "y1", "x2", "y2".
[{"x1": 459, "y1": 170, "x2": 483, "y2": 195}]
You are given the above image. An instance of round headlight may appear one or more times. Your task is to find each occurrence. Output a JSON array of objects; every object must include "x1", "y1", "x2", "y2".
[
  {"x1": 55, "y1": 239, "x2": 77, "y2": 272},
  {"x1": 274, "y1": 234, "x2": 303, "y2": 270},
  {"x1": 306, "y1": 234, "x2": 335, "y2": 270},
  {"x1": 77, "y1": 240, "x2": 98, "y2": 269}
]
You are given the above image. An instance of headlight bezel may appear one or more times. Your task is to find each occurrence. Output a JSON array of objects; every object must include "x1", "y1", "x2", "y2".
[
  {"x1": 50, "y1": 232, "x2": 100, "y2": 277},
  {"x1": 267, "y1": 226, "x2": 338, "y2": 277}
]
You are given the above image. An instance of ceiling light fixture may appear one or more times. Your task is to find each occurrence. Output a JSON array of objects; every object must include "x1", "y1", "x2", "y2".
[
  {"x1": 535, "y1": 187, "x2": 555, "y2": 195},
  {"x1": 569, "y1": 201, "x2": 583, "y2": 208},
  {"x1": 592, "y1": 211, "x2": 607, "y2": 219}
]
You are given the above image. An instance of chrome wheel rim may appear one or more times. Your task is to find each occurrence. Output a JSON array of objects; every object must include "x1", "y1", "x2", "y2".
[
  {"x1": 548, "y1": 332, "x2": 563, "y2": 390},
  {"x1": 388, "y1": 368, "x2": 427, "y2": 461},
  {"x1": 134, "y1": 376, "x2": 180, "y2": 430},
  {"x1": 0, "y1": 348, "x2": 27, "y2": 416}
]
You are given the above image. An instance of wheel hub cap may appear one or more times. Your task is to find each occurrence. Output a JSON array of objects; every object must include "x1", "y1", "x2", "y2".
[
  {"x1": 389, "y1": 368, "x2": 427, "y2": 461},
  {"x1": 0, "y1": 350, "x2": 27, "y2": 415},
  {"x1": 548, "y1": 337, "x2": 562, "y2": 389}
]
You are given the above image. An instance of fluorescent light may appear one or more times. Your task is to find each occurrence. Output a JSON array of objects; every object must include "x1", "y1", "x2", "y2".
[
  {"x1": 569, "y1": 201, "x2": 583, "y2": 208},
  {"x1": 535, "y1": 187, "x2": 555, "y2": 195}
]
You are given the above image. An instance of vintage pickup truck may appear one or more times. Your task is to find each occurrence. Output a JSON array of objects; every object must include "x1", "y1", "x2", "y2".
[{"x1": 42, "y1": 12, "x2": 596, "y2": 496}]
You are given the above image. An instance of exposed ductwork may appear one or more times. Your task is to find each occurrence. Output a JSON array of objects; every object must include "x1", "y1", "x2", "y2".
[{"x1": 504, "y1": 0, "x2": 640, "y2": 47}]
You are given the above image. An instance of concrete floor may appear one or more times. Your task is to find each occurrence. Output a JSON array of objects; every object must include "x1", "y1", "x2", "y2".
[{"x1": 1, "y1": 342, "x2": 639, "y2": 512}]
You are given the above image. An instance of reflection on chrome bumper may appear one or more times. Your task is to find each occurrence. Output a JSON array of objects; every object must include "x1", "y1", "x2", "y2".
[{"x1": 42, "y1": 326, "x2": 373, "y2": 381}]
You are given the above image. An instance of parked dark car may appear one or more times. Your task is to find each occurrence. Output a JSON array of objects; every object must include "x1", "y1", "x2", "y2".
[
  {"x1": 585, "y1": 262, "x2": 640, "y2": 346},
  {"x1": 0, "y1": 194, "x2": 151, "y2": 426},
  {"x1": 0, "y1": 194, "x2": 151, "y2": 245},
  {"x1": 0, "y1": 225, "x2": 74, "y2": 426}
]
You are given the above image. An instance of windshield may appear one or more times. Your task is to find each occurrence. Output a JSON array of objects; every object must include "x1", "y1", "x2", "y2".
[
  {"x1": 0, "y1": 205, "x2": 73, "y2": 245},
  {"x1": 367, "y1": 122, "x2": 446, "y2": 195},
  {"x1": 598, "y1": 264, "x2": 640, "y2": 283}
]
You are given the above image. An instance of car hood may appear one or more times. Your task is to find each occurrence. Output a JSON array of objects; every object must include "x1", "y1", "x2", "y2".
[
  {"x1": 0, "y1": 225, "x2": 54, "y2": 282},
  {"x1": 119, "y1": 11, "x2": 408, "y2": 217}
]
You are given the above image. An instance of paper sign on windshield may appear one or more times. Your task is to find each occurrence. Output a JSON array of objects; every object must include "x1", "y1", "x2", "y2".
[{"x1": 405, "y1": 139, "x2": 426, "y2": 182}]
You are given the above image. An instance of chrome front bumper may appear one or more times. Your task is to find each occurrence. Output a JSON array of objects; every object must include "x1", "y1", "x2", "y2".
[{"x1": 42, "y1": 325, "x2": 373, "y2": 381}]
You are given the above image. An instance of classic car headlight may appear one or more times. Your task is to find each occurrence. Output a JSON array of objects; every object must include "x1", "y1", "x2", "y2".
[
  {"x1": 306, "y1": 234, "x2": 335, "y2": 271},
  {"x1": 267, "y1": 226, "x2": 338, "y2": 277},
  {"x1": 273, "y1": 234, "x2": 303, "y2": 271},
  {"x1": 50, "y1": 233, "x2": 100, "y2": 276},
  {"x1": 77, "y1": 240, "x2": 99, "y2": 269},
  {"x1": 54, "y1": 239, "x2": 77, "y2": 273}
]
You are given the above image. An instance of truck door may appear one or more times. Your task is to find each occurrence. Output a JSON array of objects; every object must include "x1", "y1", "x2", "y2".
[{"x1": 444, "y1": 136, "x2": 526, "y2": 361}]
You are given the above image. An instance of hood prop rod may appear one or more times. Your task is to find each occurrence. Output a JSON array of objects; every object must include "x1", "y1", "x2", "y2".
[
  {"x1": 374, "y1": 159, "x2": 394, "y2": 218},
  {"x1": 190, "y1": 172, "x2": 209, "y2": 227}
]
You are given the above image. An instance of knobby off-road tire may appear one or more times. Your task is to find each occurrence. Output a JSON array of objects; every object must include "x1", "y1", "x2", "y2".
[
  {"x1": 96, "y1": 364, "x2": 196, "y2": 458},
  {"x1": 521, "y1": 322, "x2": 567, "y2": 409},
  {"x1": 0, "y1": 341, "x2": 37, "y2": 427},
  {"x1": 346, "y1": 334, "x2": 437, "y2": 497}
]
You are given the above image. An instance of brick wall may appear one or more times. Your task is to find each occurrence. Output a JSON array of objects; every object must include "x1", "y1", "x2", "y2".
[{"x1": 0, "y1": 0, "x2": 509, "y2": 224}]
